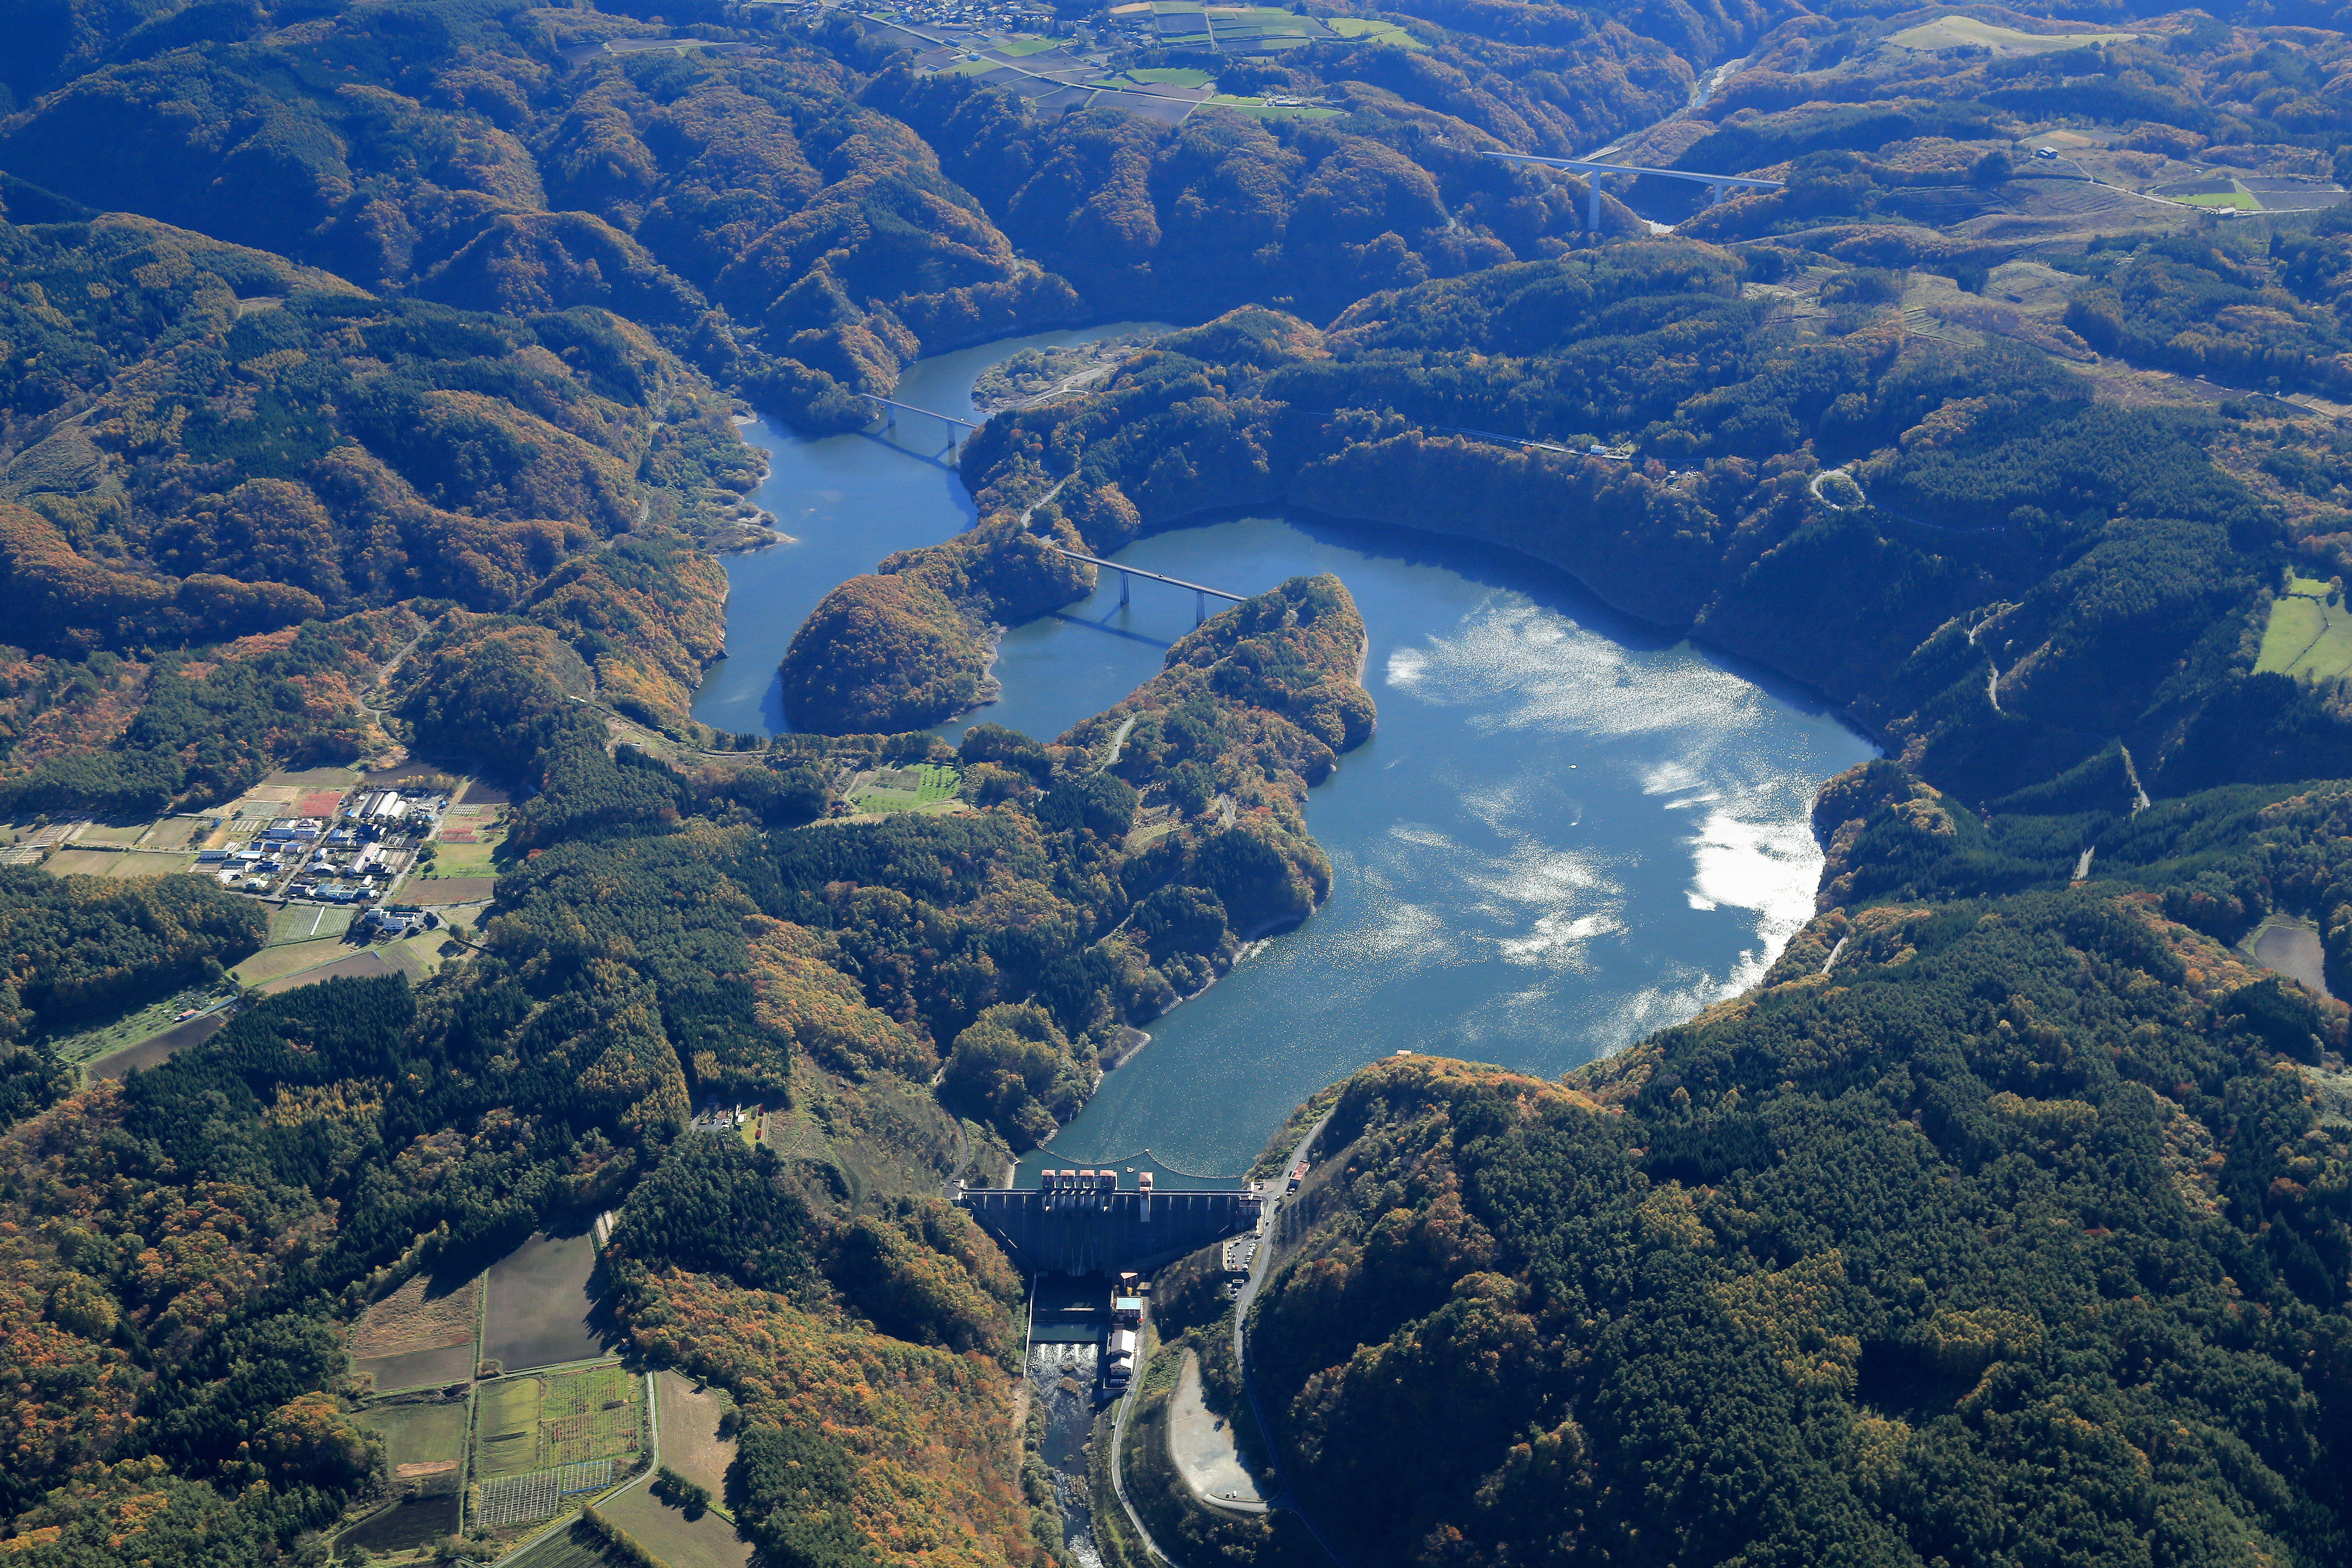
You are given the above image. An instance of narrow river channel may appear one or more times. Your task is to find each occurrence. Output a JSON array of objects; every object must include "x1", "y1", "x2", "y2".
[{"x1": 693, "y1": 329, "x2": 1876, "y2": 1175}]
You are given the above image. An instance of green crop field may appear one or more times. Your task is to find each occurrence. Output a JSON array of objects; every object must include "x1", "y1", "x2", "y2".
[
  {"x1": 474, "y1": 1378, "x2": 546, "y2": 1479},
  {"x1": 358, "y1": 1399, "x2": 469, "y2": 1479},
  {"x1": 1326, "y1": 16, "x2": 1422, "y2": 46},
  {"x1": 48, "y1": 984, "x2": 225, "y2": 1069},
  {"x1": 1124, "y1": 66, "x2": 1213, "y2": 85},
  {"x1": 41, "y1": 849, "x2": 119, "y2": 876},
  {"x1": 424, "y1": 837, "x2": 499, "y2": 875},
  {"x1": 228, "y1": 937, "x2": 351, "y2": 987},
  {"x1": 851, "y1": 764, "x2": 962, "y2": 815},
  {"x1": 542, "y1": 1365, "x2": 643, "y2": 1467},
  {"x1": 101, "y1": 851, "x2": 196, "y2": 877},
  {"x1": 271, "y1": 903, "x2": 354, "y2": 943},
  {"x1": 471, "y1": 1367, "x2": 642, "y2": 1481},
  {"x1": 2257, "y1": 587, "x2": 2352, "y2": 683}
]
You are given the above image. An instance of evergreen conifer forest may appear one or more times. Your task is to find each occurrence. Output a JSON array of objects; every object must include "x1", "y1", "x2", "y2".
[{"x1": 9, "y1": 0, "x2": 2352, "y2": 1564}]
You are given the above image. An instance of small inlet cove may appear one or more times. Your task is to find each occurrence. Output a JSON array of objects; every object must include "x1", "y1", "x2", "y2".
[{"x1": 694, "y1": 326, "x2": 1877, "y2": 1179}]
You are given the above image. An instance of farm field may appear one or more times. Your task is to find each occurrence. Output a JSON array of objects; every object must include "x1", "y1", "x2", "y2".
[
  {"x1": 230, "y1": 937, "x2": 352, "y2": 987},
  {"x1": 412, "y1": 875, "x2": 498, "y2": 904},
  {"x1": 271, "y1": 903, "x2": 355, "y2": 943},
  {"x1": 599, "y1": 1482, "x2": 754, "y2": 1568},
  {"x1": 483, "y1": 1232, "x2": 606, "y2": 1373},
  {"x1": 48, "y1": 980, "x2": 227, "y2": 1068},
  {"x1": 1205, "y1": 95, "x2": 1341, "y2": 118},
  {"x1": 102, "y1": 850, "x2": 197, "y2": 877},
  {"x1": 475, "y1": 1377, "x2": 548, "y2": 1479},
  {"x1": 1323, "y1": 15, "x2": 1419, "y2": 45},
  {"x1": 356, "y1": 1396, "x2": 469, "y2": 1488},
  {"x1": 83, "y1": 1011, "x2": 228, "y2": 1081},
  {"x1": 849, "y1": 763, "x2": 962, "y2": 815},
  {"x1": 352, "y1": 1273, "x2": 479, "y2": 1393},
  {"x1": 40, "y1": 848, "x2": 124, "y2": 876},
  {"x1": 375, "y1": 937, "x2": 436, "y2": 983},
  {"x1": 471, "y1": 1367, "x2": 643, "y2": 1528},
  {"x1": 511, "y1": 1521, "x2": 625, "y2": 1568},
  {"x1": 336, "y1": 1494, "x2": 461, "y2": 1557},
  {"x1": 261, "y1": 765, "x2": 361, "y2": 790},
  {"x1": 359, "y1": 1339, "x2": 476, "y2": 1395},
  {"x1": 2242, "y1": 913, "x2": 2332, "y2": 996},
  {"x1": 1887, "y1": 15, "x2": 2139, "y2": 52},
  {"x1": 258, "y1": 949, "x2": 399, "y2": 994},
  {"x1": 2256, "y1": 586, "x2": 2352, "y2": 682},
  {"x1": 654, "y1": 1373, "x2": 738, "y2": 1501},
  {"x1": 424, "y1": 836, "x2": 499, "y2": 876}
]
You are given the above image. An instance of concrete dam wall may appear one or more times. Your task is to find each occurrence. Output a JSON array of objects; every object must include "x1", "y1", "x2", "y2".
[{"x1": 957, "y1": 1187, "x2": 1262, "y2": 1274}]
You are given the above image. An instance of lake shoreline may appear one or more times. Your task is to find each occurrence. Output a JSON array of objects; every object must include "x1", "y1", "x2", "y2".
[{"x1": 708, "y1": 328, "x2": 1876, "y2": 1173}]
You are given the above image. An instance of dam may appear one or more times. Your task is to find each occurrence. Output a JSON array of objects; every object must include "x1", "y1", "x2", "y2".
[{"x1": 956, "y1": 1170, "x2": 1262, "y2": 1275}]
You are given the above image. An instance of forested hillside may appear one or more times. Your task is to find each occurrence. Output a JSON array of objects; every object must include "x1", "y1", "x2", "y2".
[{"x1": 960, "y1": 247, "x2": 2321, "y2": 812}]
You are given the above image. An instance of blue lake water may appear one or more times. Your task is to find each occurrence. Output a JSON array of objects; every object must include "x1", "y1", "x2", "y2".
[{"x1": 696, "y1": 331, "x2": 1877, "y2": 1176}]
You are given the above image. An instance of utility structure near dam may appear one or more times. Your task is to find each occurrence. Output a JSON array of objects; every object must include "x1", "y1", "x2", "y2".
[
  {"x1": 957, "y1": 1169, "x2": 1263, "y2": 1274},
  {"x1": 1485, "y1": 150, "x2": 1785, "y2": 232},
  {"x1": 1056, "y1": 547, "x2": 1246, "y2": 625}
]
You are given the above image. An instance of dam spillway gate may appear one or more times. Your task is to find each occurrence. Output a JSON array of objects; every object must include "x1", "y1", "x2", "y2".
[{"x1": 956, "y1": 1176, "x2": 1262, "y2": 1275}]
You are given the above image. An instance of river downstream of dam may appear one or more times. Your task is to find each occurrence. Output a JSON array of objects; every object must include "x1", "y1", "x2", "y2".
[{"x1": 692, "y1": 327, "x2": 1877, "y2": 1175}]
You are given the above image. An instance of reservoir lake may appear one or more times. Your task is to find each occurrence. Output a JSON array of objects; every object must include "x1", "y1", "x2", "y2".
[{"x1": 694, "y1": 328, "x2": 1877, "y2": 1176}]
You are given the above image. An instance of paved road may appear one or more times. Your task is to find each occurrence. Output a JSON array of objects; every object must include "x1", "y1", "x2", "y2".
[
  {"x1": 1233, "y1": 1111, "x2": 1348, "y2": 1568},
  {"x1": 1108, "y1": 1340, "x2": 1179, "y2": 1566},
  {"x1": 355, "y1": 631, "x2": 427, "y2": 718},
  {"x1": 1107, "y1": 1108, "x2": 1342, "y2": 1567}
]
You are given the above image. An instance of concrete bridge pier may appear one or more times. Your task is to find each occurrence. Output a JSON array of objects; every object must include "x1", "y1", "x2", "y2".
[{"x1": 1119, "y1": 569, "x2": 1130, "y2": 607}]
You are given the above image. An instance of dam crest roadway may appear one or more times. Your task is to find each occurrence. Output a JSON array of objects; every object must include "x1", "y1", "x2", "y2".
[{"x1": 956, "y1": 1168, "x2": 1262, "y2": 1275}]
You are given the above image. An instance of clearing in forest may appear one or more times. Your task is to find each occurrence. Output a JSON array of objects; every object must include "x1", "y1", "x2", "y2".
[
  {"x1": 356, "y1": 1398, "x2": 469, "y2": 1488},
  {"x1": 1887, "y1": 16, "x2": 2139, "y2": 53},
  {"x1": 230, "y1": 937, "x2": 357, "y2": 987},
  {"x1": 2256, "y1": 579, "x2": 2352, "y2": 683},
  {"x1": 655, "y1": 1372, "x2": 739, "y2": 1501},
  {"x1": 848, "y1": 763, "x2": 964, "y2": 815},
  {"x1": 257, "y1": 949, "x2": 398, "y2": 993},
  {"x1": 469, "y1": 1366, "x2": 643, "y2": 1527},
  {"x1": 351, "y1": 1273, "x2": 480, "y2": 1393},
  {"x1": 597, "y1": 1482, "x2": 754, "y2": 1568},
  {"x1": 481, "y1": 1232, "x2": 606, "y2": 1374}
]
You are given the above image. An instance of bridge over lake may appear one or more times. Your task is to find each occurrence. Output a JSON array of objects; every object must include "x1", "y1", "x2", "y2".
[{"x1": 1486, "y1": 150, "x2": 1785, "y2": 231}]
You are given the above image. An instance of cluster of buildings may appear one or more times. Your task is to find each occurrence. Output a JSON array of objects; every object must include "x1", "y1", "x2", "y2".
[
  {"x1": 196, "y1": 789, "x2": 449, "y2": 905},
  {"x1": 873, "y1": 0, "x2": 1056, "y2": 36},
  {"x1": 689, "y1": 1101, "x2": 754, "y2": 1135}
]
